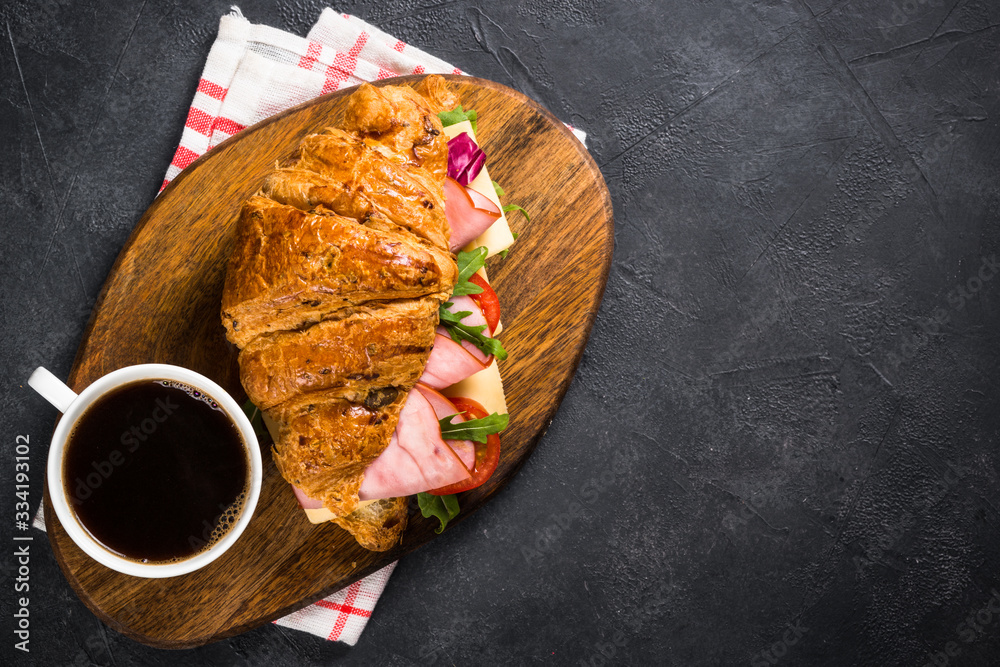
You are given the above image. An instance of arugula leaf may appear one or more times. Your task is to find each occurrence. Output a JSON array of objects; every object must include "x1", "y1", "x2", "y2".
[
  {"x1": 452, "y1": 247, "x2": 487, "y2": 296},
  {"x1": 440, "y1": 246, "x2": 507, "y2": 358},
  {"x1": 493, "y1": 179, "x2": 527, "y2": 260},
  {"x1": 439, "y1": 412, "x2": 509, "y2": 442},
  {"x1": 241, "y1": 398, "x2": 270, "y2": 443},
  {"x1": 502, "y1": 204, "x2": 530, "y2": 222},
  {"x1": 417, "y1": 492, "x2": 460, "y2": 533},
  {"x1": 439, "y1": 302, "x2": 508, "y2": 360},
  {"x1": 438, "y1": 106, "x2": 478, "y2": 133}
]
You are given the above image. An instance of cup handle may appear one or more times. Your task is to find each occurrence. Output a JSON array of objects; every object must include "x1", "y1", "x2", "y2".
[{"x1": 28, "y1": 367, "x2": 79, "y2": 414}]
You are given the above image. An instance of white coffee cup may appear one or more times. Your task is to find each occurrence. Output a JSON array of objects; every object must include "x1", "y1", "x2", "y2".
[{"x1": 28, "y1": 364, "x2": 262, "y2": 578}]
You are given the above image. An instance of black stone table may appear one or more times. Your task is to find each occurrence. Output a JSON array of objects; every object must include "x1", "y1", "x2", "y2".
[{"x1": 3, "y1": 1, "x2": 998, "y2": 665}]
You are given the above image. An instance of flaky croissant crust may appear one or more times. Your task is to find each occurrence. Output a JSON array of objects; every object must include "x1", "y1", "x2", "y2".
[{"x1": 221, "y1": 76, "x2": 459, "y2": 550}]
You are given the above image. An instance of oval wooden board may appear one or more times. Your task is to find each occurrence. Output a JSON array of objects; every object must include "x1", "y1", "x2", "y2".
[{"x1": 44, "y1": 75, "x2": 613, "y2": 648}]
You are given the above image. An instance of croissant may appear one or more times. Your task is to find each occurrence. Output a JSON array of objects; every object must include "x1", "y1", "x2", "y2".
[{"x1": 221, "y1": 76, "x2": 463, "y2": 550}]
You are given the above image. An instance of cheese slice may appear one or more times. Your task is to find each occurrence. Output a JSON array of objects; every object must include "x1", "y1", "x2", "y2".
[
  {"x1": 442, "y1": 120, "x2": 516, "y2": 258},
  {"x1": 262, "y1": 412, "x2": 280, "y2": 443},
  {"x1": 305, "y1": 501, "x2": 374, "y2": 524},
  {"x1": 441, "y1": 359, "x2": 508, "y2": 416},
  {"x1": 305, "y1": 507, "x2": 335, "y2": 523}
]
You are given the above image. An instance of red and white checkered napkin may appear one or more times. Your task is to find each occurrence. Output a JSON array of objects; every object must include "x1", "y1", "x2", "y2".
[
  {"x1": 163, "y1": 7, "x2": 584, "y2": 190},
  {"x1": 272, "y1": 562, "x2": 397, "y2": 642},
  {"x1": 160, "y1": 7, "x2": 464, "y2": 190}
]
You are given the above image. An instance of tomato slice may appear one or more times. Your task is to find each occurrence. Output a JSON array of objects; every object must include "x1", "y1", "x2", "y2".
[
  {"x1": 467, "y1": 273, "x2": 501, "y2": 336},
  {"x1": 428, "y1": 396, "x2": 501, "y2": 495}
]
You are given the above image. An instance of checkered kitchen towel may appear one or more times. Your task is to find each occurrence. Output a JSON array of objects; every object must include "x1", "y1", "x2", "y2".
[
  {"x1": 162, "y1": 7, "x2": 464, "y2": 190},
  {"x1": 34, "y1": 5, "x2": 584, "y2": 646},
  {"x1": 162, "y1": 7, "x2": 584, "y2": 190}
]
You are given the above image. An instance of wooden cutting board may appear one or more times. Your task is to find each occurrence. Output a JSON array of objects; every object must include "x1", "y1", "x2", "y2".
[{"x1": 44, "y1": 75, "x2": 613, "y2": 648}]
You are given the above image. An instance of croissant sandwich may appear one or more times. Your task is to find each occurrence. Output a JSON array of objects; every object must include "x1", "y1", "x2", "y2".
[{"x1": 221, "y1": 75, "x2": 515, "y2": 551}]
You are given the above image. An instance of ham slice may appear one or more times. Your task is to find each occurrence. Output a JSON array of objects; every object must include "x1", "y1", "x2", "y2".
[
  {"x1": 445, "y1": 177, "x2": 500, "y2": 251},
  {"x1": 291, "y1": 385, "x2": 477, "y2": 510},
  {"x1": 415, "y1": 383, "x2": 476, "y2": 471},
  {"x1": 420, "y1": 295, "x2": 493, "y2": 389},
  {"x1": 443, "y1": 295, "x2": 493, "y2": 364},
  {"x1": 358, "y1": 388, "x2": 471, "y2": 500},
  {"x1": 419, "y1": 332, "x2": 487, "y2": 389},
  {"x1": 292, "y1": 484, "x2": 324, "y2": 510},
  {"x1": 449, "y1": 293, "x2": 492, "y2": 336}
]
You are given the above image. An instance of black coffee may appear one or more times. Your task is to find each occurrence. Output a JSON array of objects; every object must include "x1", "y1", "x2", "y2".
[{"x1": 63, "y1": 379, "x2": 249, "y2": 563}]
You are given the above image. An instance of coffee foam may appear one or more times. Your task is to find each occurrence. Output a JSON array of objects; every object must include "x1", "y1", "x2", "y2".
[
  {"x1": 156, "y1": 379, "x2": 225, "y2": 412},
  {"x1": 210, "y1": 491, "x2": 247, "y2": 546}
]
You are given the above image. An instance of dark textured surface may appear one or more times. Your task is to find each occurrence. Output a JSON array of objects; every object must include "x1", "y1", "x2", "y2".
[{"x1": 2, "y1": 1, "x2": 998, "y2": 665}]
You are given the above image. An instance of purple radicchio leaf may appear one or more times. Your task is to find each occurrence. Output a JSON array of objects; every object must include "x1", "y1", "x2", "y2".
[{"x1": 447, "y1": 132, "x2": 486, "y2": 186}]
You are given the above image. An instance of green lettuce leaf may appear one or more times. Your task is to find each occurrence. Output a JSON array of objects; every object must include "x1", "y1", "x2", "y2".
[
  {"x1": 452, "y1": 247, "x2": 487, "y2": 296},
  {"x1": 441, "y1": 246, "x2": 507, "y2": 358},
  {"x1": 438, "y1": 106, "x2": 478, "y2": 133},
  {"x1": 502, "y1": 204, "x2": 530, "y2": 222},
  {"x1": 439, "y1": 412, "x2": 509, "y2": 442},
  {"x1": 439, "y1": 302, "x2": 508, "y2": 360},
  {"x1": 417, "y1": 492, "x2": 461, "y2": 533}
]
